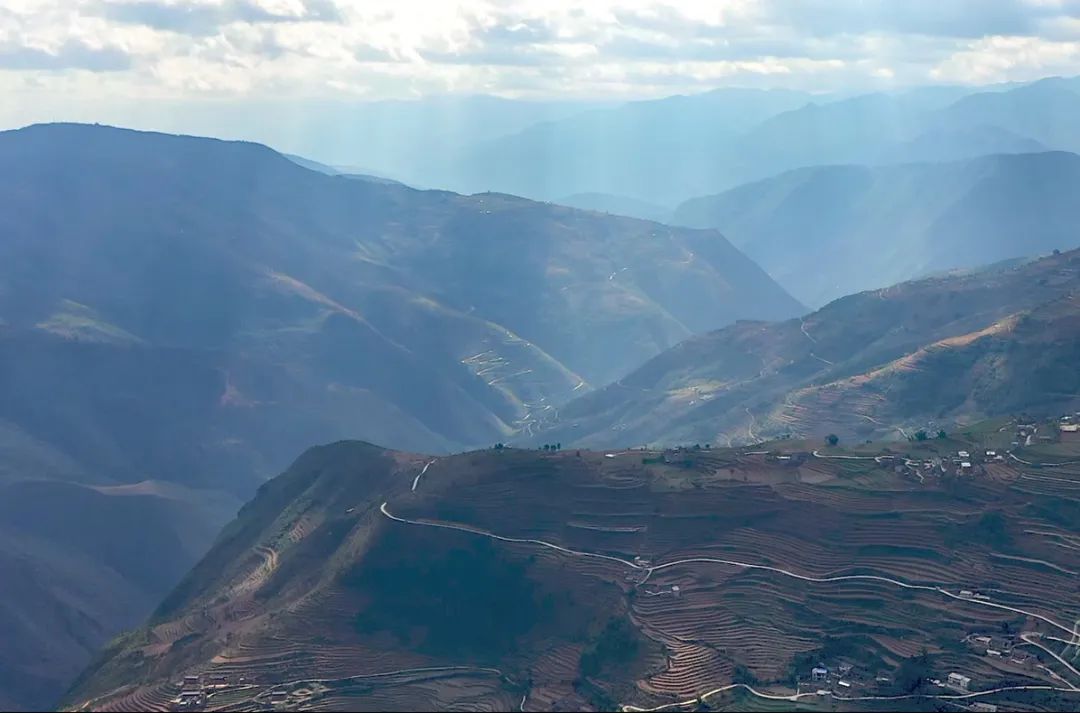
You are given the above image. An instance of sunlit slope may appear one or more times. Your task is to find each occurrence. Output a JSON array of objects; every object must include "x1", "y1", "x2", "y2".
[
  {"x1": 674, "y1": 151, "x2": 1080, "y2": 307},
  {"x1": 0, "y1": 122, "x2": 800, "y2": 710},
  {"x1": 65, "y1": 437, "x2": 1080, "y2": 711},
  {"x1": 533, "y1": 249, "x2": 1080, "y2": 449},
  {"x1": 0, "y1": 122, "x2": 801, "y2": 453}
]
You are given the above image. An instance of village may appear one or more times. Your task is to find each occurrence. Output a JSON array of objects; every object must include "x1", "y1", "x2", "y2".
[{"x1": 169, "y1": 672, "x2": 318, "y2": 711}]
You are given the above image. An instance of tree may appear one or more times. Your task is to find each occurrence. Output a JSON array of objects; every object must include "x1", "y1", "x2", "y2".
[
  {"x1": 826, "y1": 434, "x2": 839, "y2": 447},
  {"x1": 915, "y1": 430, "x2": 928, "y2": 441},
  {"x1": 556, "y1": 442, "x2": 561, "y2": 450},
  {"x1": 937, "y1": 430, "x2": 948, "y2": 439},
  {"x1": 543, "y1": 444, "x2": 551, "y2": 451}
]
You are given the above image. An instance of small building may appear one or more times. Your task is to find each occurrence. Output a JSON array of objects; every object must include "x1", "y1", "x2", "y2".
[
  {"x1": 176, "y1": 692, "x2": 203, "y2": 709},
  {"x1": 181, "y1": 675, "x2": 199, "y2": 690},
  {"x1": 947, "y1": 672, "x2": 971, "y2": 691},
  {"x1": 1062, "y1": 423, "x2": 1079, "y2": 433},
  {"x1": 671, "y1": 585, "x2": 681, "y2": 598},
  {"x1": 970, "y1": 703, "x2": 998, "y2": 713},
  {"x1": 986, "y1": 648, "x2": 1002, "y2": 657},
  {"x1": 837, "y1": 680, "x2": 851, "y2": 689},
  {"x1": 958, "y1": 450, "x2": 970, "y2": 458},
  {"x1": 812, "y1": 666, "x2": 829, "y2": 682},
  {"x1": 985, "y1": 450, "x2": 996, "y2": 457},
  {"x1": 961, "y1": 461, "x2": 972, "y2": 470}
]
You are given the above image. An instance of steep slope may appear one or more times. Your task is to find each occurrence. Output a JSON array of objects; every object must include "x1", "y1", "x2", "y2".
[
  {"x1": 531, "y1": 249, "x2": 1080, "y2": 449},
  {"x1": 0, "y1": 478, "x2": 240, "y2": 711},
  {"x1": 0, "y1": 122, "x2": 800, "y2": 710},
  {"x1": 65, "y1": 436, "x2": 1080, "y2": 711},
  {"x1": 673, "y1": 152, "x2": 1080, "y2": 307}
]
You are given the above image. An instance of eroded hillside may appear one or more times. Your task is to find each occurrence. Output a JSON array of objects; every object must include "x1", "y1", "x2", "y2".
[
  {"x1": 65, "y1": 429, "x2": 1080, "y2": 711},
  {"x1": 532, "y1": 248, "x2": 1080, "y2": 450}
]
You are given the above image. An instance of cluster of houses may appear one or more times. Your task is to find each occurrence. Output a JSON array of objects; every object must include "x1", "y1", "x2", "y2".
[
  {"x1": 893, "y1": 448, "x2": 1004, "y2": 481},
  {"x1": 169, "y1": 674, "x2": 231, "y2": 711},
  {"x1": 963, "y1": 633, "x2": 1033, "y2": 667},
  {"x1": 806, "y1": 662, "x2": 856, "y2": 695},
  {"x1": 170, "y1": 676, "x2": 206, "y2": 710},
  {"x1": 1010, "y1": 414, "x2": 1080, "y2": 448}
]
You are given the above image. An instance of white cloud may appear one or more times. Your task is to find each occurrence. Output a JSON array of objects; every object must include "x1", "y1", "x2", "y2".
[{"x1": 0, "y1": 0, "x2": 1078, "y2": 102}]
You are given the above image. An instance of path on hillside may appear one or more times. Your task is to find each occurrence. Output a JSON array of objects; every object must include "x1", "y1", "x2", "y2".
[
  {"x1": 812, "y1": 450, "x2": 876, "y2": 460},
  {"x1": 378, "y1": 504, "x2": 1075, "y2": 638},
  {"x1": 799, "y1": 316, "x2": 836, "y2": 366},
  {"x1": 1021, "y1": 632, "x2": 1080, "y2": 683},
  {"x1": 619, "y1": 682, "x2": 1080, "y2": 712},
  {"x1": 412, "y1": 459, "x2": 437, "y2": 492},
  {"x1": 381, "y1": 503, "x2": 641, "y2": 569},
  {"x1": 1009, "y1": 453, "x2": 1080, "y2": 468}
]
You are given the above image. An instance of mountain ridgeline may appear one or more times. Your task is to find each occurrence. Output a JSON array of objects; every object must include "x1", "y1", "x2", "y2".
[
  {"x1": 405, "y1": 77, "x2": 1080, "y2": 206},
  {"x1": 6, "y1": 75, "x2": 1080, "y2": 713},
  {"x1": 530, "y1": 248, "x2": 1080, "y2": 450},
  {"x1": 65, "y1": 434, "x2": 1080, "y2": 711},
  {"x1": 673, "y1": 151, "x2": 1080, "y2": 307},
  {"x1": 0, "y1": 123, "x2": 800, "y2": 711}
]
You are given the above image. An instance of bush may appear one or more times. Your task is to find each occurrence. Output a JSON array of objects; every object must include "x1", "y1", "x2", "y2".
[
  {"x1": 578, "y1": 617, "x2": 640, "y2": 678},
  {"x1": 826, "y1": 434, "x2": 839, "y2": 447}
]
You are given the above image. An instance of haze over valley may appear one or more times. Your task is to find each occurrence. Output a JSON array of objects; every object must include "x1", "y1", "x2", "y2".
[{"x1": 2, "y1": 1, "x2": 1080, "y2": 711}]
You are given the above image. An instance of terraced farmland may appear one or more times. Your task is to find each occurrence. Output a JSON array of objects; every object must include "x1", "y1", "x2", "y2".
[{"x1": 65, "y1": 436, "x2": 1080, "y2": 711}]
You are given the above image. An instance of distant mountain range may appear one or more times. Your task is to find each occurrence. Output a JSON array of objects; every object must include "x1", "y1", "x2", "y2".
[
  {"x1": 404, "y1": 77, "x2": 1080, "y2": 206},
  {"x1": 0, "y1": 123, "x2": 800, "y2": 710},
  {"x1": 530, "y1": 248, "x2": 1080, "y2": 449},
  {"x1": 673, "y1": 151, "x2": 1080, "y2": 306}
]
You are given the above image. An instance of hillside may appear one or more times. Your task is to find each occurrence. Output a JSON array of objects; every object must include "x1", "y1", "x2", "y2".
[
  {"x1": 529, "y1": 249, "x2": 1080, "y2": 450},
  {"x1": 0, "y1": 477, "x2": 240, "y2": 711},
  {"x1": 0, "y1": 123, "x2": 801, "y2": 710},
  {"x1": 673, "y1": 151, "x2": 1080, "y2": 306},
  {"x1": 555, "y1": 193, "x2": 672, "y2": 222},
  {"x1": 65, "y1": 433, "x2": 1080, "y2": 711}
]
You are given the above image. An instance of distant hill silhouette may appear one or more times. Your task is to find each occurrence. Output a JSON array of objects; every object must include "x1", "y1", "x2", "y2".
[
  {"x1": 532, "y1": 249, "x2": 1080, "y2": 448},
  {"x1": 674, "y1": 151, "x2": 1080, "y2": 307}
]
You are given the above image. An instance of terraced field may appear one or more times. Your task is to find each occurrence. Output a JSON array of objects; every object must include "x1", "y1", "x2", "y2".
[{"x1": 66, "y1": 436, "x2": 1080, "y2": 711}]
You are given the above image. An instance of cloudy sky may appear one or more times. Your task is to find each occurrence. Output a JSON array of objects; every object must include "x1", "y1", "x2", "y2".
[{"x1": 2, "y1": 0, "x2": 1080, "y2": 107}]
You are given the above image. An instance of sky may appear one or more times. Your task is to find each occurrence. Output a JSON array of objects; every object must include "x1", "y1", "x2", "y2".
[{"x1": 2, "y1": 0, "x2": 1080, "y2": 108}]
